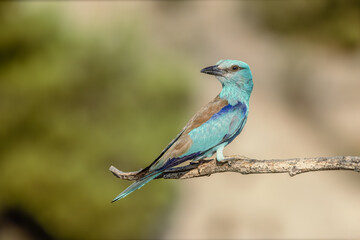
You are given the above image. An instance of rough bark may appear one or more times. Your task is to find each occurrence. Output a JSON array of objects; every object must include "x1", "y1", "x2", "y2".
[{"x1": 109, "y1": 155, "x2": 360, "y2": 181}]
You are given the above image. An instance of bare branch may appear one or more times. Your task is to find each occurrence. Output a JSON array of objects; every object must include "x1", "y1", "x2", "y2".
[{"x1": 109, "y1": 155, "x2": 360, "y2": 181}]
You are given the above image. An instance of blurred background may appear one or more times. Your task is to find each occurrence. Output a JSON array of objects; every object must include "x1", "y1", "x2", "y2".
[{"x1": 0, "y1": 1, "x2": 359, "y2": 239}]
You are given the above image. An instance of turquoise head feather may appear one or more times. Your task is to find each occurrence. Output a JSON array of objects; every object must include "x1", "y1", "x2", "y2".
[{"x1": 201, "y1": 59, "x2": 253, "y2": 105}]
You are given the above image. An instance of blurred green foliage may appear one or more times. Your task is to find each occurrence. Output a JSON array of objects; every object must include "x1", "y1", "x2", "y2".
[
  {"x1": 0, "y1": 3, "x2": 190, "y2": 239},
  {"x1": 246, "y1": 0, "x2": 360, "y2": 49}
]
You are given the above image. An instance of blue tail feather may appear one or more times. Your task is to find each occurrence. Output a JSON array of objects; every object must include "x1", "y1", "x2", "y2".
[{"x1": 111, "y1": 171, "x2": 162, "y2": 202}]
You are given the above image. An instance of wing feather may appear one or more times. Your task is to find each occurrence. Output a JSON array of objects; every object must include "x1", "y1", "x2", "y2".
[{"x1": 143, "y1": 95, "x2": 228, "y2": 172}]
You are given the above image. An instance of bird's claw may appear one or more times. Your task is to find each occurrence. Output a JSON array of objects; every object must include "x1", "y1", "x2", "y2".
[{"x1": 215, "y1": 158, "x2": 231, "y2": 167}]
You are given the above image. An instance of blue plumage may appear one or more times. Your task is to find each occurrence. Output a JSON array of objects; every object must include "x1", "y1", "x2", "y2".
[{"x1": 112, "y1": 59, "x2": 253, "y2": 202}]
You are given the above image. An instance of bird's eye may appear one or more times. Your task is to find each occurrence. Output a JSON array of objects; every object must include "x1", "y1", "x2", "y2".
[{"x1": 231, "y1": 65, "x2": 239, "y2": 71}]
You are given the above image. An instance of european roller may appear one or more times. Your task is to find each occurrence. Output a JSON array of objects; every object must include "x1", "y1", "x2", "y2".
[{"x1": 112, "y1": 59, "x2": 253, "y2": 202}]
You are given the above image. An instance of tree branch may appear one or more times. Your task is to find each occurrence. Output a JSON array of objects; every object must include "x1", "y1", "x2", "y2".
[{"x1": 109, "y1": 155, "x2": 360, "y2": 181}]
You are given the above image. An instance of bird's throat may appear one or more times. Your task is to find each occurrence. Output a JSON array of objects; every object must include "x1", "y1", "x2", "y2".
[{"x1": 220, "y1": 82, "x2": 251, "y2": 106}]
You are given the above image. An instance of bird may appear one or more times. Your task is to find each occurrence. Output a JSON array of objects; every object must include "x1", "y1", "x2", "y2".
[{"x1": 112, "y1": 59, "x2": 253, "y2": 202}]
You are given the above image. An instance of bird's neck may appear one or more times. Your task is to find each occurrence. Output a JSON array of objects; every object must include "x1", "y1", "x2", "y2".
[{"x1": 220, "y1": 82, "x2": 252, "y2": 106}]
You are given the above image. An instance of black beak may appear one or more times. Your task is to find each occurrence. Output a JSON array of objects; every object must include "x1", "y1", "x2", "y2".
[{"x1": 200, "y1": 65, "x2": 224, "y2": 77}]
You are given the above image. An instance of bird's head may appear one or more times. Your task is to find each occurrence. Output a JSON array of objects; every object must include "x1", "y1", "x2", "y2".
[{"x1": 201, "y1": 59, "x2": 253, "y2": 92}]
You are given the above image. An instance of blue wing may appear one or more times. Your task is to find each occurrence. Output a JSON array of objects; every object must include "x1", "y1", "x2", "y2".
[{"x1": 182, "y1": 101, "x2": 248, "y2": 157}]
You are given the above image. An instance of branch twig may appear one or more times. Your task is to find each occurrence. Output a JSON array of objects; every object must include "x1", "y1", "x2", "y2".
[{"x1": 109, "y1": 156, "x2": 360, "y2": 181}]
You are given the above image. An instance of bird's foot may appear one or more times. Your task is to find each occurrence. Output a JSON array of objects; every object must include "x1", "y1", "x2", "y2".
[
  {"x1": 216, "y1": 159, "x2": 232, "y2": 167},
  {"x1": 215, "y1": 145, "x2": 231, "y2": 166},
  {"x1": 215, "y1": 161, "x2": 232, "y2": 168},
  {"x1": 215, "y1": 144, "x2": 225, "y2": 162}
]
